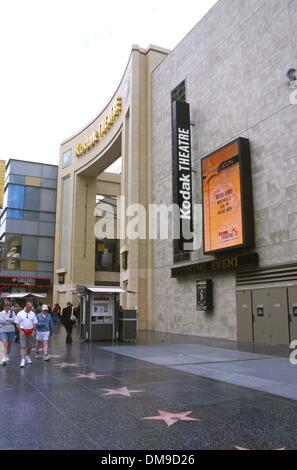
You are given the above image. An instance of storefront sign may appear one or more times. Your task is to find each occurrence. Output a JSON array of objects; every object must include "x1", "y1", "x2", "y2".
[
  {"x1": 172, "y1": 100, "x2": 193, "y2": 251},
  {"x1": 201, "y1": 138, "x2": 254, "y2": 254},
  {"x1": 0, "y1": 276, "x2": 51, "y2": 287},
  {"x1": 171, "y1": 252, "x2": 258, "y2": 278},
  {"x1": 75, "y1": 97, "x2": 122, "y2": 157},
  {"x1": 196, "y1": 280, "x2": 213, "y2": 311}
]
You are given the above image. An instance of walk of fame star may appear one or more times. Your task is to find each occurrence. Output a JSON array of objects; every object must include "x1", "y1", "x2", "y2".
[
  {"x1": 143, "y1": 410, "x2": 201, "y2": 427},
  {"x1": 53, "y1": 362, "x2": 80, "y2": 368},
  {"x1": 101, "y1": 387, "x2": 144, "y2": 397},
  {"x1": 74, "y1": 372, "x2": 105, "y2": 380}
]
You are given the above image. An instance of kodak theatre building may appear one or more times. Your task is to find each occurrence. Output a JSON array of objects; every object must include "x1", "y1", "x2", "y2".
[{"x1": 54, "y1": 0, "x2": 297, "y2": 345}]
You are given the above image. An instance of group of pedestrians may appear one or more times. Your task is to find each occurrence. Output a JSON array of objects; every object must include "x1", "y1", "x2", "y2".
[
  {"x1": 0, "y1": 301, "x2": 53, "y2": 367},
  {"x1": 0, "y1": 300, "x2": 80, "y2": 367}
]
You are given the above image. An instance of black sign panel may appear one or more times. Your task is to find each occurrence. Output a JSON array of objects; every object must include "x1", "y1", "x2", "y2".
[
  {"x1": 171, "y1": 252, "x2": 259, "y2": 278},
  {"x1": 172, "y1": 101, "x2": 193, "y2": 251},
  {"x1": 58, "y1": 273, "x2": 65, "y2": 284},
  {"x1": 196, "y1": 280, "x2": 213, "y2": 311},
  {"x1": 257, "y1": 305, "x2": 264, "y2": 317},
  {"x1": 0, "y1": 276, "x2": 51, "y2": 287}
]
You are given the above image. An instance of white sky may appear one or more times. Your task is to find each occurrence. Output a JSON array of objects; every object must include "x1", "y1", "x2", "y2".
[{"x1": 0, "y1": 0, "x2": 217, "y2": 167}]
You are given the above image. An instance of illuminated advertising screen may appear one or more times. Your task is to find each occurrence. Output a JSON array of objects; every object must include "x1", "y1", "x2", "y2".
[{"x1": 201, "y1": 138, "x2": 254, "y2": 255}]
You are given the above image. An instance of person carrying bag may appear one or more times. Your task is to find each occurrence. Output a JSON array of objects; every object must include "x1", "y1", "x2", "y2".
[{"x1": 61, "y1": 302, "x2": 76, "y2": 344}]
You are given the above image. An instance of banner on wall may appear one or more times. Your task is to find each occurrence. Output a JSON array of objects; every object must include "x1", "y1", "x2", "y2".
[
  {"x1": 172, "y1": 100, "x2": 193, "y2": 251},
  {"x1": 196, "y1": 279, "x2": 213, "y2": 311}
]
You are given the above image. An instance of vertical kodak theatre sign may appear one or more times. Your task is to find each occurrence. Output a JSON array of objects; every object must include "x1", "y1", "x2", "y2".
[
  {"x1": 76, "y1": 96, "x2": 122, "y2": 157},
  {"x1": 172, "y1": 101, "x2": 193, "y2": 250}
]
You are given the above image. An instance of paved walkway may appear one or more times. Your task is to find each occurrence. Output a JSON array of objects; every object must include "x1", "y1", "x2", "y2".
[
  {"x1": 0, "y1": 326, "x2": 297, "y2": 450},
  {"x1": 104, "y1": 338, "x2": 297, "y2": 401}
]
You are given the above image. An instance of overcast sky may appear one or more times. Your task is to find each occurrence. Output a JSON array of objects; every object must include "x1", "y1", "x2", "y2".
[{"x1": 0, "y1": 0, "x2": 217, "y2": 167}]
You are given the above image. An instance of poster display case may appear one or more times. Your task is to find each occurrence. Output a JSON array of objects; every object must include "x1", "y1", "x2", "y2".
[{"x1": 201, "y1": 138, "x2": 254, "y2": 255}]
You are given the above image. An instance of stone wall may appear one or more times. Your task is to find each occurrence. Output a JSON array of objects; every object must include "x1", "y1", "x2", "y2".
[{"x1": 152, "y1": 0, "x2": 297, "y2": 339}]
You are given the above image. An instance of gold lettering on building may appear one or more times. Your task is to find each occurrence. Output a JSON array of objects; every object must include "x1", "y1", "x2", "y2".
[{"x1": 76, "y1": 97, "x2": 122, "y2": 157}]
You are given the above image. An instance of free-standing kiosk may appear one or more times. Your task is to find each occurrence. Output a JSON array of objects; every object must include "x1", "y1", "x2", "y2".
[{"x1": 77, "y1": 285, "x2": 132, "y2": 342}]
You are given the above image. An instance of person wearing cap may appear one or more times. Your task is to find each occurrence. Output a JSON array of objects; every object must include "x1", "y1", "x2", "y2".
[{"x1": 36, "y1": 305, "x2": 53, "y2": 361}]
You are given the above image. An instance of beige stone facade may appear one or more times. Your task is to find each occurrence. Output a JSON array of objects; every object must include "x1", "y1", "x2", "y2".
[
  {"x1": 55, "y1": 0, "x2": 297, "y2": 344},
  {"x1": 53, "y1": 45, "x2": 169, "y2": 329},
  {"x1": 151, "y1": 0, "x2": 297, "y2": 343}
]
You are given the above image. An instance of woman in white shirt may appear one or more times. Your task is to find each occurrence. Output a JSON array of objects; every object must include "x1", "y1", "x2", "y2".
[{"x1": 0, "y1": 301, "x2": 16, "y2": 366}]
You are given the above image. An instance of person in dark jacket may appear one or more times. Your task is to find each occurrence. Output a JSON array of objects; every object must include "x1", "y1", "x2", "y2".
[
  {"x1": 61, "y1": 302, "x2": 76, "y2": 344},
  {"x1": 74, "y1": 304, "x2": 80, "y2": 325}
]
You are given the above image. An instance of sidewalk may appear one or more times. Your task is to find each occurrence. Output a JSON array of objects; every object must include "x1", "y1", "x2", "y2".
[
  {"x1": 1, "y1": 326, "x2": 297, "y2": 450},
  {"x1": 104, "y1": 331, "x2": 296, "y2": 401}
]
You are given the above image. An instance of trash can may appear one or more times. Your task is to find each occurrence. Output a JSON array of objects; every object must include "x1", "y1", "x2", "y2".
[{"x1": 118, "y1": 309, "x2": 137, "y2": 342}]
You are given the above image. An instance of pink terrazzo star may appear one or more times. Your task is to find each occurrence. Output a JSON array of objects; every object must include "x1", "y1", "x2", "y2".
[
  {"x1": 47, "y1": 355, "x2": 62, "y2": 359},
  {"x1": 74, "y1": 372, "x2": 106, "y2": 380},
  {"x1": 143, "y1": 410, "x2": 201, "y2": 427},
  {"x1": 101, "y1": 387, "x2": 144, "y2": 397},
  {"x1": 53, "y1": 362, "x2": 80, "y2": 368}
]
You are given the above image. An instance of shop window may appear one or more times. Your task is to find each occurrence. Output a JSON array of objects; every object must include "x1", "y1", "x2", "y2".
[
  {"x1": 23, "y1": 211, "x2": 39, "y2": 221},
  {"x1": 122, "y1": 251, "x2": 128, "y2": 271},
  {"x1": 173, "y1": 251, "x2": 190, "y2": 264},
  {"x1": 38, "y1": 262, "x2": 53, "y2": 273},
  {"x1": 9, "y1": 160, "x2": 26, "y2": 175},
  {"x1": 24, "y1": 186, "x2": 41, "y2": 211},
  {"x1": 41, "y1": 178, "x2": 57, "y2": 189},
  {"x1": 20, "y1": 260, "x2": 37, "y2": 271},
  {"x1": 1, "y1": 234, "x2": 22, "y2": 269},
  {"x1": 39, "y1": 222, "x2": 55, "y2": 237},
  {"x1": 95, "y1": 239, "x2": 120, "y2": 272},
  {"x1": 42, "y1": 165, "x2": 58, "y2": 179},
  {"x1": 25, "y1": 176, "x2": 41, "y2": 187},
  {"x1": 60, "y1": 177, "x2": 70, "y2": 268},
  {"x1": 171, "y1": 80, "x2": 186, "y2": 103},
  {"x1": 25, "y1": 162, "x2": 42, "y2": 177},
  {"x1": 62, "y1": 149, "x2": 72, "y2": 168},
  {"x1": 7, "y1": 209, "x2": 23, "y2": 219},
  {"x1": 40, "y1": 188, "x2": 56, "y2": 212},
  {"x1": 22, "y1": 236, "x2": 38, "y2": 261},
  {"x1": 6, "y1": 184, "x2": 25, "y2": 209},
  {"x1": 38, "y1": 237, "x2": 54, "y2": 262},
  {"x1": 39, "y1": 212, "x2": 56, "y2": 222},
  {"x1": 7, "y1": 175, "x2": 25, "y2": 185}
]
